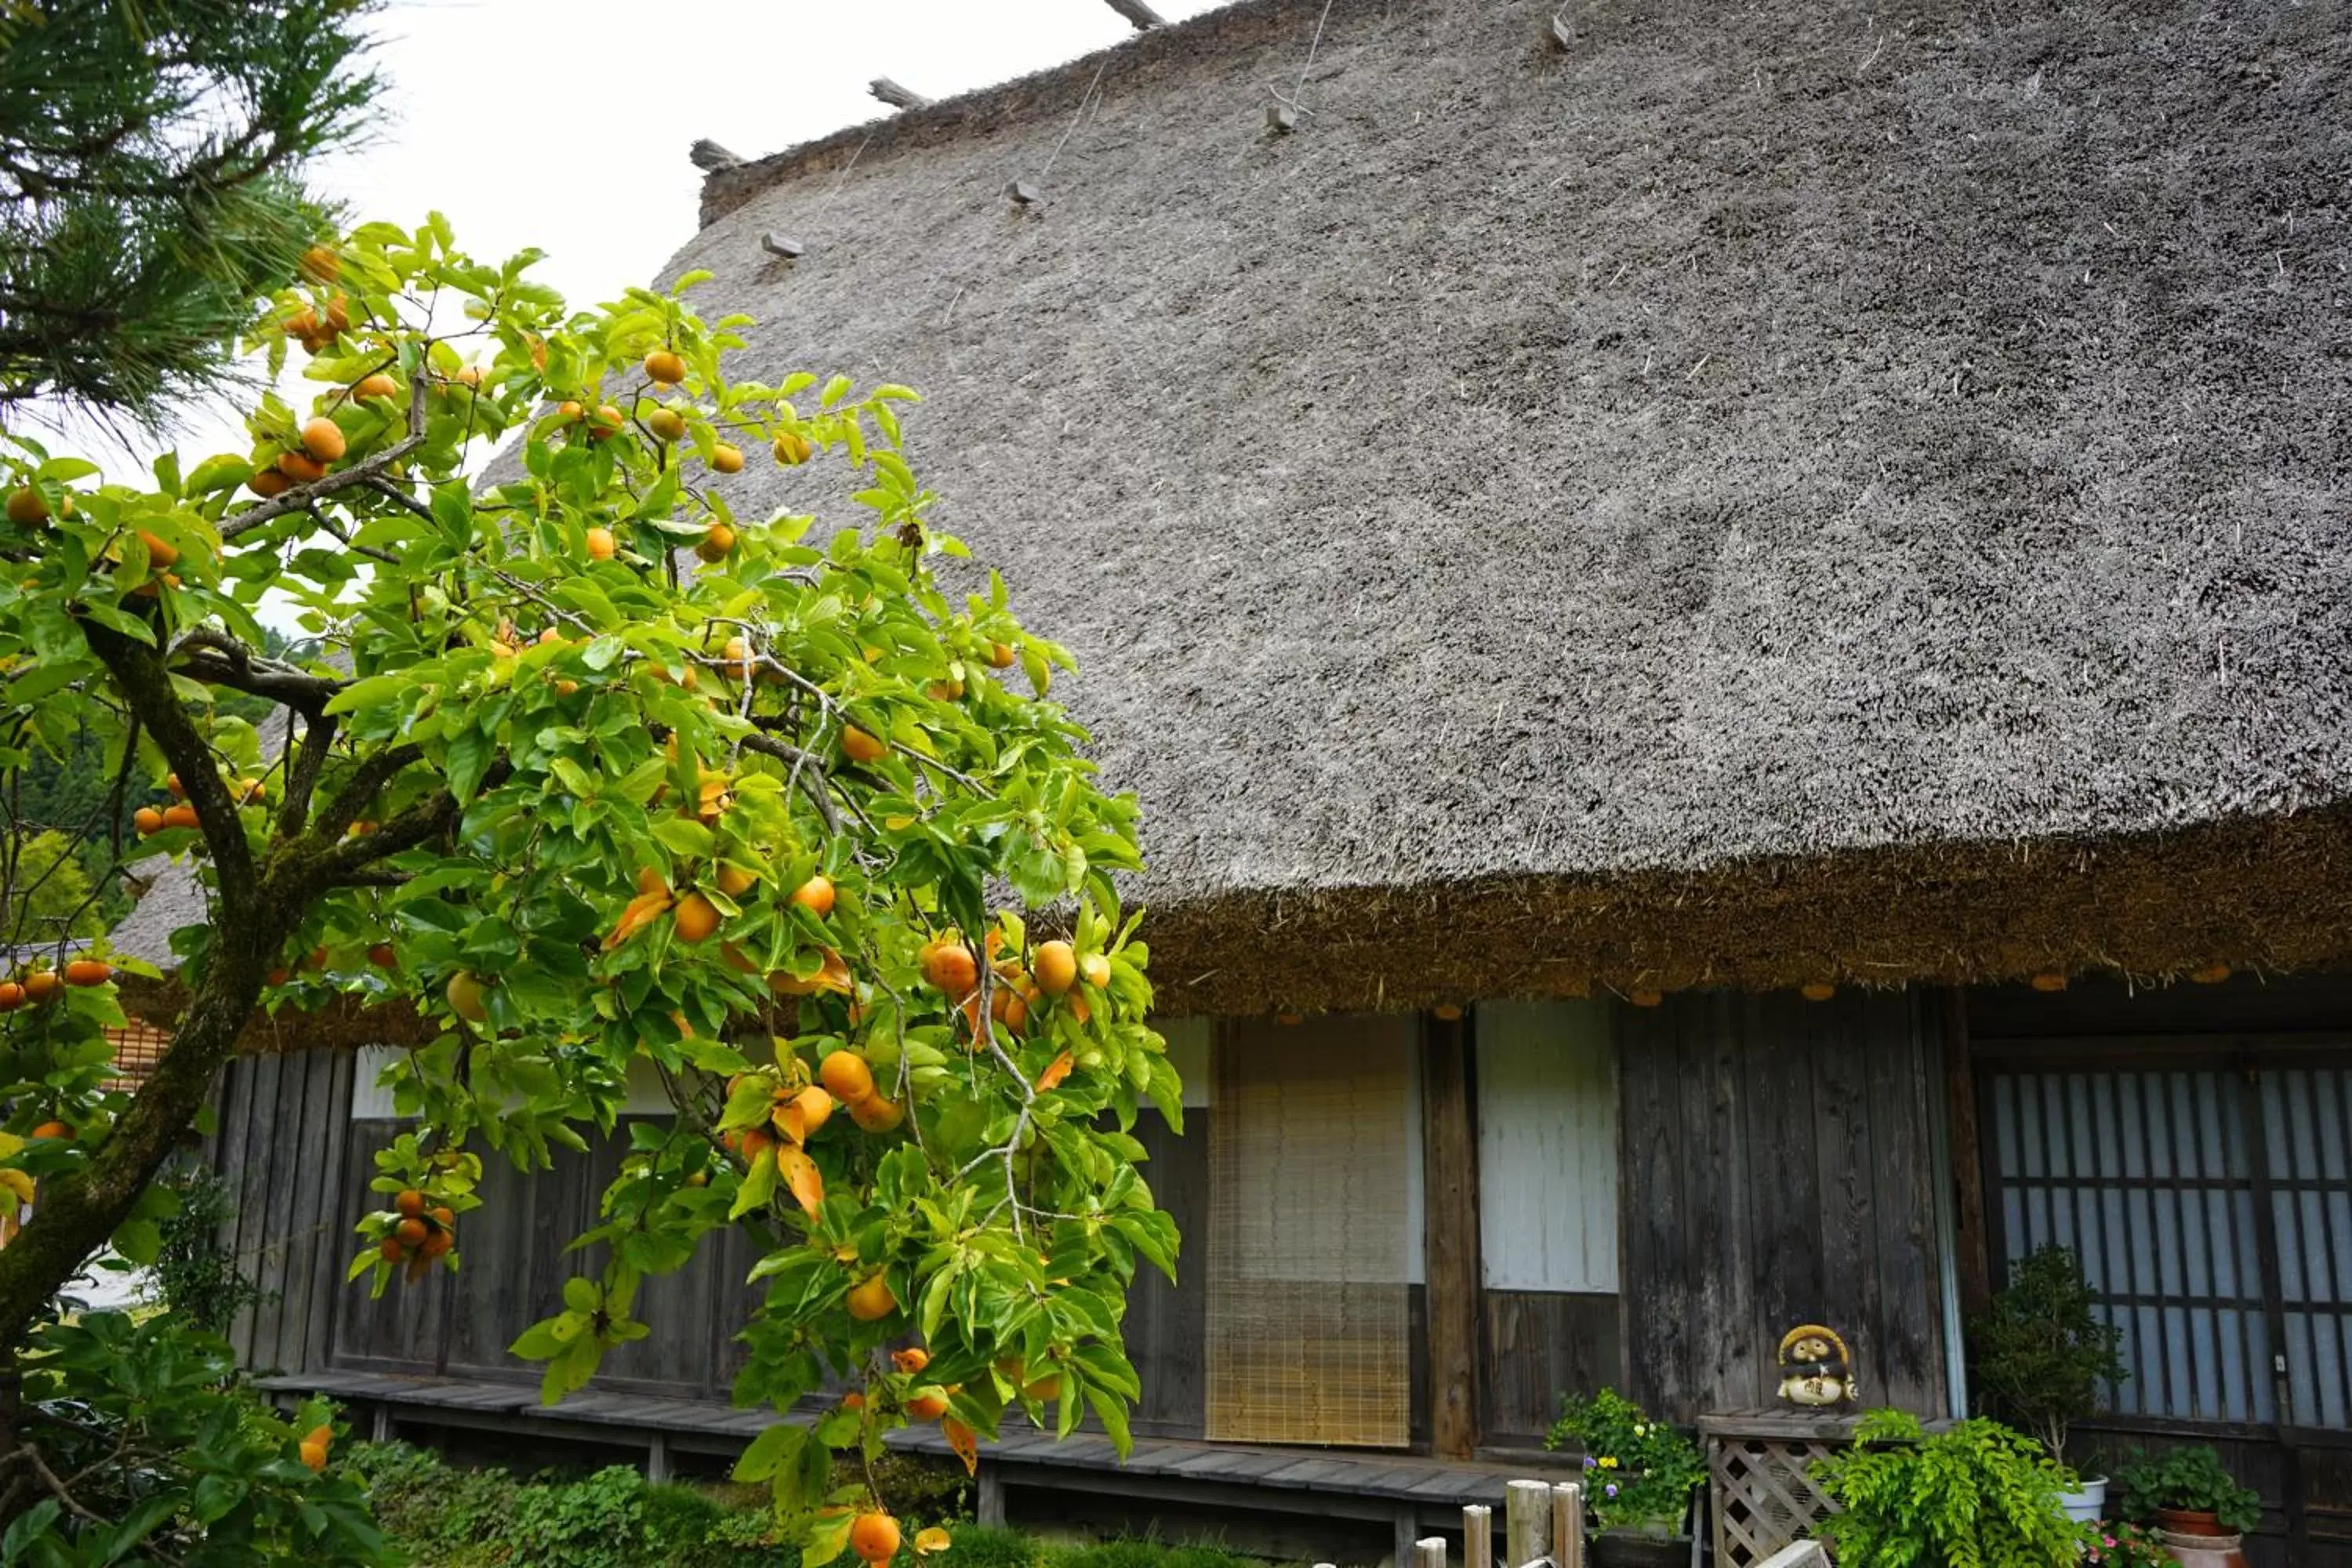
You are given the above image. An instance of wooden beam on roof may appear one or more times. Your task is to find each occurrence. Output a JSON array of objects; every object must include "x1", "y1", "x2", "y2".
[
  {"x1": 1421, "y1": 1009, "x2": 1483, "y2": 1460},
  {"x1": 869, "y1": 77, "x2": 931, "y2": 111},
  {"x1": 1102, "y1": 0, "x2": 1165, "y2": 27}
]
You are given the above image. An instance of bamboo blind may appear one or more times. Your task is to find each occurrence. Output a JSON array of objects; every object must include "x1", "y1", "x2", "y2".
[{"x1": 1205, "y1": 1015, "x2": 1413, "y2": 1446}]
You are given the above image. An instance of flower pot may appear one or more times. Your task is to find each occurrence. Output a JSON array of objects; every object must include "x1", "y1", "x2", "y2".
[
  {"x1": 1590, "y1": 1532, "x2": 1691, "y2": 1568},
  {"x1": 2154, "y1": 1526, "x2": 2249, "y2": 1568},
  {"x1": 2155, "y1": 1508, "x2": 2227, "y2": 1537},
  {"x1": 2059, "y1": 1475, "x2": 2108, "y2": 1523}
]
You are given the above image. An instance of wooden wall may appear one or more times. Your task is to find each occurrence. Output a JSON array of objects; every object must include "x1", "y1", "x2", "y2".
[
  {"x1": 214, "y1": 1058, "x2": 1217, "y2": 1425},
  {"x1": 207, "y1": 1048, "x2": 360, "y2": 1376},
  {"x1": 215, "y1": 991, "x2": 1958, "y2": 1451},
  {"x1": 1126, "y1": 1107, "x2": 1207, "y2": 1436},
  {"x1": 329, "y1": 1116, "x2": 757, "y2": 1396},
  {"x1": 1617, "y1": 986, "x2": 1951, "y2": 1423}
]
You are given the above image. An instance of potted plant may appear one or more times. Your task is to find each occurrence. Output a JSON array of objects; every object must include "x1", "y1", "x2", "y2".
[
  {"x1": 1809, "y1": 1410, "x2": 2090, "y2": 1567},
  {"x1": 2085, "y1": 1522, "x2": 2176, "y2": 1568},
  {"x1": 2113, "y1": 1446, "x2": 2261, "y2": 1550},
  {"x1": 1968, "y1": 1243, "x2": 2127, "y2": 1520},
  {"x1": 1544, "y1": 1388, "x2": 1705, "y2": 1567}
]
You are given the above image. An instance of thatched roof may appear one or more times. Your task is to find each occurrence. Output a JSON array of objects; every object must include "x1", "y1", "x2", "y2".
[
  {"x1": 661, "y1": 0, "x2": 2352, "y2": 1011},
  {"x1": 112, "y1": 0, "x2": 2352, "y2": 1020}
]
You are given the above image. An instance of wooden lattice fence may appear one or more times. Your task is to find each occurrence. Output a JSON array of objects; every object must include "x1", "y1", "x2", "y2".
[{"x1": 1397, "y1": 1480, "x2": 1824, "y2": 1568}]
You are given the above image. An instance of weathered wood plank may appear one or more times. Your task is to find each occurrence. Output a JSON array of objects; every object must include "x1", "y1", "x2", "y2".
[
  {"x1": 1124, "y1": 1105, "x2": 1207, "y2": 1437},
  {"x1": 217, "y1": 1052, "x2": 267, "y2": 1365},
  {"x1": 1740, "y1": 996, "x2": 1824, "y2": 1418},
  {"x1": 241, "y1": 1054, "x2": 296, "y2": 1370},
  {"x1": 1942, "y1": 988, "x2": 1992, "y2": 1319},
  {"x1": 1688, "y1": 994, "x2": 1762, "y2": 1411},
  {"x1": 329, "y1": 1118, "x2": 445, "y2": 1370},
  {"x1": 1617, "y1": 1000, "x2": 1689, "y2": 1416},
  {"x1": 1617, "y1": 989, "x2": 1950, "y2": 1422},
  {"x1": 1869, "y1": 989, "x2": 1947, "y2": 1412},
  {"x1": 1423, "y1": 1011, "x2": 1481, "y2": 1458},
  {"x1": 300, "y1": 1050, "x2": 358, "y2": 1375},
  {"x1": 274, "y1": 1050, "x2": 342, "y2": 1374},
  {"x1": 1807, "y1": 995, "x2": 1879, "y2": 1414},
  {"x1": 589, "y1": 1120, "x2": 718, "y2": 1397}
]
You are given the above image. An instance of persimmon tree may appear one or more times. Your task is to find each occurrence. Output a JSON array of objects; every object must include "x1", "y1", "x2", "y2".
[{"x1": 0, "y1": 220, "x2": 1178, "y2": 1560}]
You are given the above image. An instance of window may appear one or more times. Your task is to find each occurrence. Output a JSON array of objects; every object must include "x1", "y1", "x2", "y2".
[{"x1": 1985, "y1": 1062, "x2": 2352, "y2": 1428}]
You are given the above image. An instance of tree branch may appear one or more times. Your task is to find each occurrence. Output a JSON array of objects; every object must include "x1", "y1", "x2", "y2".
[
  {"x1": 79, "y1": 622, "x2": 257, "y2": 906},
  {"x1": 274, "y1": 712, "x2": 339, "y2": 840},
  {"x1": 739, "y1": 732, "x2": 841, "y2": 834},
  {"x1": 310, "y1": 743, "x2": 422, "y2": 842},
  {"x1": 167, "y1": 629, "x2": 346, "y2": 714},
  {"x1": 216, "y1": 368, "x2": 432, "y2": 541},
  {"x1": 295, "y1": 786, "x2": 461, "y2": 895}
]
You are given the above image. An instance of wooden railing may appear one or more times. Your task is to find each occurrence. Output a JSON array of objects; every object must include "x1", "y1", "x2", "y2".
[{"x1": 1349, "y1": 1480, "x2": 1827, "y2": 1568}]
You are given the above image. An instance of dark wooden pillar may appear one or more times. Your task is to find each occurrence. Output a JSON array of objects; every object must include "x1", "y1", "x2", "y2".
[
  {"x1": 1942, "y1": 988, "x2": 1993, "y2": 1319},
  {"x1": 1423, "y1": 1011, "x2": 1483, "y2": 1458}
]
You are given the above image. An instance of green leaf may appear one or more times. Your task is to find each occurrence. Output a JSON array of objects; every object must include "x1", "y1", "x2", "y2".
[
  {"x1": 111, "y1": 1219, "x2": 162, "y2": 1266},
  {"x1": 445, "y1": 727, "x2": 493, "y2": 801},
  {"x1": 650, "y1": 817, "x2": 713, "y2": 857},
  {"x1": 184, "y1": 454, "x2": 252, "y2": 495},
  {"x1": 733, "y1": 1421, "x2": 803, "y2": 1483},
  {"x1": 1084, "y1": 1385, "x2": 1134, "y2": 1457},
  {"x1": 322, "y1": 673, "x2": 411, "y2": 715},
  {"x1": 730, "y1": 1148, "x2": 778, "y2": 1218}
]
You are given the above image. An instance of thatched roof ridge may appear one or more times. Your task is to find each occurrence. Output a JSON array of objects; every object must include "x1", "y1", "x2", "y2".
[
  {"x1": 661, "y1": 0, "x2": 2352, "y2": 1010},
  {"x1": 697, "y1": 0, "x2": 1347, "y2": 229}
]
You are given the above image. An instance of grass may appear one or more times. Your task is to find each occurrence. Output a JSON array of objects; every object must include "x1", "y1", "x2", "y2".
[{"x1": 344, "y1": 1442, "x2": 1282, "y2": 1568}]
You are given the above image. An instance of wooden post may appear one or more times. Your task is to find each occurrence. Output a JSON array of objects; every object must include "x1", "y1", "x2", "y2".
[
  {"x1": 647, "y1": 1431, "x2": 671, "y2": 1484},
  {"x1": 1551, "y1": 1483, "x2": 1584, "y2": 1568},
  {"x1": 1941, "y1": 987, "x2": 1991, "y2": 1317},
  {"x1": 977, "y1": 1468, "x2": 1006, "y2": 1527},
  {"x1": 1415, "y1": 1538, "x2": 1449, "y2": 1568},
  {"x1": 1463, "y1": 1503, "x2": 1494, "y2": 1568},
  {"x1": 1423, "y1": 1011, "x2": 1483, "y2": 1459},
  {"x1": 1505, "y1": 1479, "x2": 1551, "y2": 1568}
]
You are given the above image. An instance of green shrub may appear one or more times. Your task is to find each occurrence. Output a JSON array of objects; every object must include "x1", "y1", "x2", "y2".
[
  {"x1": 1811, "y1": 1409, "x2": 2089, "y2": 1568},
  {"x1": 150, "y1": 1160, "x2": 270, "y2": 1335},
  {"x1": 1054, "y1": 1541, "x2": 1264, "y2": 1568},
  {"x1": 2111, "y1": 1446, "x2": 2263, "y2": 1535},
  {"x1": 506, "y1": 1465, "x2": 647, "y2": 1568},
  {"x1": 873, "y1": 1446, "x2": 975, "y2": 1523},
  {"x1": 1968, "y1": 1244, "x2": 2126, "y2": 1469},
  {"x1": 344, "y1": 1442, "x2": 801, "y2": 1566},
  {"x1": 942, "y1": 1525, "x2": 1046, "y2": 1568},
  {"x1": 346, "y1": 1439, "x2": 519, "y2": 1557},
  {"x1": 1544, "y1": 1388, "x2": 1705, "y2": 1536},
  {"x1": 7, "y1": 1312, "x2": 390, "y2": 1566}
]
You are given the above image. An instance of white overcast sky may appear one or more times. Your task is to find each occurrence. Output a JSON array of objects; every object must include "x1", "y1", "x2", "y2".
[{"x1": 78, "y1": 0, "x2": 1229, "y2": 474}]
